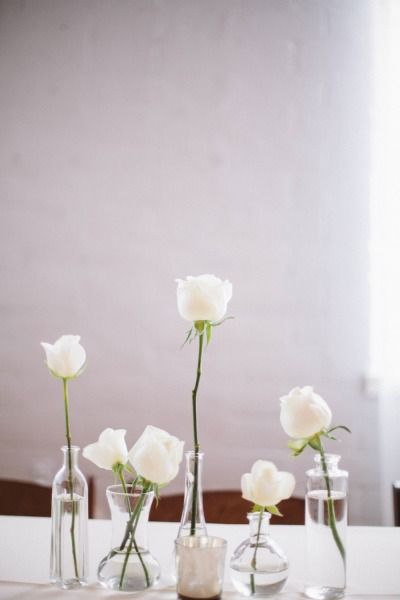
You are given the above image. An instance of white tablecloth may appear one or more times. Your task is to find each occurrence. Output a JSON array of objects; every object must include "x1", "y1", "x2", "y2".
[{"x1": 0, "y1": 516, "x2": 399, "y2": 599}]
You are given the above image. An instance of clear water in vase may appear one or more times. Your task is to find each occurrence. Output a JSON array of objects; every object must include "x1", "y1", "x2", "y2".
[
  {"x1": 305, "y1": 489, "x2": 347, "y2": 600},
  {"x1": 230, "y1": 564, "x2": 289, "y2": 597},
  {"x1": 51, "y1": 493, "x2": 87, "y2": 588},
  {"x1": 98, "y1": 547, "x2": 160, "y2": 591}
]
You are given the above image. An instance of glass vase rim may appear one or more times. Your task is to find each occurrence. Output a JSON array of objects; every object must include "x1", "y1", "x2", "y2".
[
  {"x1": 60, "y1": 444, "x2": 80, "y2": 452},
  {"x1": 175, "y1": 535, "x2": 227, "y2": 549},
  {"x1": 314, "y1": 452, "x2": 341, "y2": 463},
  {"x1": 106, "y1": 483, "x2": 154, "y2": 498},
  {"x1": 185, "y1": 449, "x2": 204, "y2": 457},
  {"x1": 247, "y1": 510, "x2": 271, "y2": 521}
]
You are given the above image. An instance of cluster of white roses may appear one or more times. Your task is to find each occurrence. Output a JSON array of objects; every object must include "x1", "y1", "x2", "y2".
[
  {"x1": 83, "y1": 425, "x2": 184, "y2": 487},
  {"x1": 42, "y1": 276, "x2": 342, "y2": 518},
  {"x1": 239, "y1": 386, "x2": 340, "y2": 512}
]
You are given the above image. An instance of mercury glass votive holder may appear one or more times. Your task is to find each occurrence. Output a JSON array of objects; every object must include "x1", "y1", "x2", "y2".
[{"x1": 175, "y1": 536, "x2": 227, "y2": 600}]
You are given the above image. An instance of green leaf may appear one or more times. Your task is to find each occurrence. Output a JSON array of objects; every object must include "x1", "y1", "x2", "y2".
[
  {"x1": 288, "y1": 438, "x2": 308, "y2": 456},
  {"x1": 194, "y1": 320, "x2": 205, "y2": 333},
  {"x1": 308, "y1": 435, "x2": 321, "y2": 451},
  {"x1": 129, "y1": 475, "x2": 139, "y2": 493},
  {"x1": 156, "y1": 481, "x2": 169, "y2": 489},
  {"x1": 327, "y1": 425, "x2": 352, "y2": 435},
  {"x1": 266, "y1": 505, "x2": 283, "y2": 517},
  {"x1": 206, "y1": 322, "x2": 212, "y2": 346},
  {"x1": 151, "y1": 484, "x2": 160, "y2": 506},
  {"x1": 251, "y1": 504, "x2": 264, "y2": 512},
  {"x1": 181, "y1": 328, "x2": 194, "y2": 348}
]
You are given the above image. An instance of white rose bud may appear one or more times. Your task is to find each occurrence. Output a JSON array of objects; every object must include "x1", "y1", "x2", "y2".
[
  {"x1": 241, "y1": 460, "x2": 295, "y2": 507},
  {"x1": 83, "y1": 428, "x2": 129, "y2": 470},
  {"x1": 176, "y1": 274, "x2": 232, "y2": 322},
  {"x1": 280, "y1": 386, "x2": 332, "y2": 439},
  {"x1": 129, "y1": 425, "x2": 184, "y2": 486},
  {"x1": 41, "y1": 335, "x2": 86, "y2": 379}
]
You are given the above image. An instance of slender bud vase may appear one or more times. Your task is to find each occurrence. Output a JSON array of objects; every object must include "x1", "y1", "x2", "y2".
[
  {"x1": 178, "y1": 451, "x2": 207, "y2": 537},
  {"x1": 230, "y1": 512, "x2": 289, "y2": 596},
  {"x1": 98, "y1": 485, "x2": 161, "y2": 591},
  {"x1": 50, "y1": 446, "x2": 89, "y2": 589},
  {"x1": 305, "y1": 454, "x2": 348, "y2": 600}
]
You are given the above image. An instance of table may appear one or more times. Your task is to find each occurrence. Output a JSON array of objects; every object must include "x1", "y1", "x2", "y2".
[{"x1": 0, "y1": 516, "x2": 399, "y2": 599}]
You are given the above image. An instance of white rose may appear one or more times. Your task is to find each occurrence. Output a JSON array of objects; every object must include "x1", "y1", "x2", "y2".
[
  {"x1": 280, "y1": 386, "x2": 332, "y2": 439},
  {"x1": 83, "y1": 428, "x2": 129, "y2": 470},
  {"x1": 128, "y1": 425, "x2": 184, "y2": 485},
  {"x1": 41, "y1": 335, "x2": 86, "y2": 379},
  {"x1": 176, "y1": 274, "x2": 232, "y2": 322},
  {"x1": 241, "y1": 460, "x2": 295, "y2": 507}
]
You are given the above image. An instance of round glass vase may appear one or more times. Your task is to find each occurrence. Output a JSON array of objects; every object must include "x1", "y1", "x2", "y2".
[
  {"x1": 98, "y1": 484, "x2": 161, "y2": 592},
  {"x1": 230, "y1": 511, "x2": 289, "y2": 597},
  {"x1": 305, "y1": 454, "x2": 348, "y2": 600},
  {"x1": 50, "y1": 445, "x2": 89, "y2": 589}
]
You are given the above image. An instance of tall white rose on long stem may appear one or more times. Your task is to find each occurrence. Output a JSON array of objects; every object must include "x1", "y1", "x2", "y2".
[
  {"x1": 279, "y1": 386, "x2": 350, "y2": 566},
  {"x1": 41, "y1": 335, "x2": 86, "y2": 581},
  {"x1": 176, "y1": 274, "x2": 232, "y2": 536},
  {"x1": 176, "y1": 275, "x2": 232, "y2": 323}
]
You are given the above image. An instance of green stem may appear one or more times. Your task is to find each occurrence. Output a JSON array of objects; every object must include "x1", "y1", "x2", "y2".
[
  {"x1": 190, "y1": 330, "x2": 204, "y2": 536},
  {"x1": 250, "y1": 508, "x2": 264, "y2": 594},
  {"x1": 118, "y1": 468, "x2": 132, "y2": 517},
  {"x1": 63, "y1": 378, "x2": 79, "y2": 580},
  {"x1": 318, "y1": 438, "x2": 346, "y2": 563},
  {"x1": 118, "y1": 482, "x2": 151, "y2": 590}
]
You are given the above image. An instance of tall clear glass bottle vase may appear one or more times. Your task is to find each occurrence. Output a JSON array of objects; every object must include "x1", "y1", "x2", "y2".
[
  {"x1": 178, "y1": 451, "x2": 207, "y2": 537},
  {"x1": 305, "y1": 454, "x2": 348, "y2": 600},
  {"x1": 50, "y1": 446, "x2": 89, "y2": 589}
]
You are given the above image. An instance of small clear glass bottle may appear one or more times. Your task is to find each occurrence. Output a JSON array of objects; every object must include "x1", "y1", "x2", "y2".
[
  {"x1": 50, "y1": 445, "x2": 89, "y2": 589},
  {"x1": 178, "y1": 451, "x2": 207, "y2": 537},
  {"x1": 98, "y1": 485, "x2": 161, "y2": 591},
  {"x1": 230, "y1": 511, "x2": 289, "y2": 596},
  {"x1": 305, "y1": 454, "x2": 348, "y2": 600}
]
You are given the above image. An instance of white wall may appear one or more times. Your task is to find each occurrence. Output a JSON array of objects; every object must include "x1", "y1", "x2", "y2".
[{"x1": 0, "y1": 0, "x2": 378, "y2": 523}]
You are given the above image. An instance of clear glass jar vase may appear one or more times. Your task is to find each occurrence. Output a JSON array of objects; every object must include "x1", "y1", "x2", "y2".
[
  {"x1": 178, "y1": 451, "x2": 207, "y2": 537},
  {"x1": 50, "y1": 445, "x2": 89, "y2": 589},
  {"x1": 230, "y1": 511, "x2": 289, "y2": 596},
  {"x1": 98, "y1": 484, "x2": 161, "y2": 591},
  {"x1": 305, "y1": 454, "x2": 348, "y2": 600}
]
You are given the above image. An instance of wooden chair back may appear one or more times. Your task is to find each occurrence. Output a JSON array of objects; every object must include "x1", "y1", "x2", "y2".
[
  {"x1": 0, "y1": 478, "x2": 95, "y2": 518},
  {"x1": 150, "y1": 490, "x2": 305, "y2": 525},
  {"x1": 393, "y1": 481, "x2": 400, "y2": 526}
]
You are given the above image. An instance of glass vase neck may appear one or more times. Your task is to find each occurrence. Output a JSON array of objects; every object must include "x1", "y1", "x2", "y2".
[
  {"x1": 185, "y1": 449, "x2": 204, "y2": 463},
  {"x1": 106, "y1": 484, "x2": 154, "y2": 551},
  {"x1": 61, "y1": 445, "x2": 80, "y2": 468},
  {"x1": 178, "y1": 450, "x2": 207, "y2": 537},
  {"x1": 248, "y1": 511, "x2": 271, "y2": 538},
  {"x1": 314, "y1": 453, "x2": 341, "y2": 472}
]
